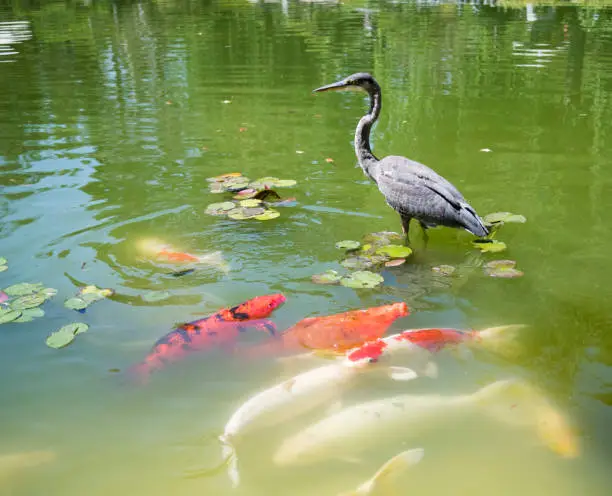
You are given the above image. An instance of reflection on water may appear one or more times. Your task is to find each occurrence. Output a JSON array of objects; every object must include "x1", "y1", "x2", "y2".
[{"x1": 1, "y1": 0, "x2": 612, "y2": 495}]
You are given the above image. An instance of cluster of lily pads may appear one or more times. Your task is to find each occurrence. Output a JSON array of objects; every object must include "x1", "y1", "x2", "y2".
[
  {"x1": 471, "y1": 211, "x2": 526, "y2": 278},
  {"x1": 0, "y1": 258, "x2": 115, "y2": 349},
  {"x1": 0, "y1": 282, "x2": 57, "y2": 324},
  {"x1": 205, "y1": 173, "x2": 296, "y2": 221},
  {"x1": 312, "y1": 232, "x2": 414, "y2": 289}
]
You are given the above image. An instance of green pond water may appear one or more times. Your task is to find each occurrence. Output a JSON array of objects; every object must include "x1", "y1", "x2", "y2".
[{"x1": 2, "y1": 0, "x2": 612, "y2": 494}]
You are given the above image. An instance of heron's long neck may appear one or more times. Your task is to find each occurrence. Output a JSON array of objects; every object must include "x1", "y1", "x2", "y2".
[{"x1": 354, "y1": 88, "x2": 381, "y2": 179}]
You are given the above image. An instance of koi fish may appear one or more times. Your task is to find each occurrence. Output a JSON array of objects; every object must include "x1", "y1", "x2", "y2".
[
  {"x1": 337, "y1": 448, "x2": 424, "y2": 496},
  {"x1": 273, "y1": 378, "x2": 578, "y2": 467},
  {"x1": 242, "y1": 302, "x2": 409, "y2": 359},
  {"x1": 285, "y1": 325, "x2": 526, "y2": 374},
  {"x1": 136, "y1": 238, "x2": 230, "y2": 272},
  {"x1": 208, "y1": 352, "x2": 428, "y2": 488},
  {"x1": 346, "y1": 324, "x2": 528, "y2": 364},
  {"x1": 129, "y1": 293, "x2": 286, "y2": 383}
]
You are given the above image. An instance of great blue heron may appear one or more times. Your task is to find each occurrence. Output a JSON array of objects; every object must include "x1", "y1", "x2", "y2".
[{"x1": 313, "y1": 72, "x2": 489, "y2": 244}]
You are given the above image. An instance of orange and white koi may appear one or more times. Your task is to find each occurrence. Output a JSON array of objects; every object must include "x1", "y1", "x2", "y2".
[
  {"x1": 242, "y1": 302, "x2": 410, "y2": 359},
  {"x1": 273, "y1": 378, "x2": 579, "y2": 467},
  {"x1": 128, "y1": 293, "x2": 286, "y2": 383},
  {"x1": 136, "y1": 238, "x2": 229, "y2": 272},
  {"x1": 213, "y1": 351, "x2": 428, "y2": 488}
]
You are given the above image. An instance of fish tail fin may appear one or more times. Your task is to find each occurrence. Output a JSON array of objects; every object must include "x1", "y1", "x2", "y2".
[
  {"x1": 125, "y1": 362, "x2": 152, "y2": 386},
  {"x1": 220, "y1": 436, "x2": 240, "y2": 488},
  {"x1": 344, "y1": 448, "x2": 425, "y2": 495},
  {"x1": 471, "y1": 378, "x2": 580, "y2": 459},
  {"x1": 197, "y1": 251, "x2": 230, "y2": 273},
  {"x1": 473, "y1": 324, "x2": 528, "y2": 360}
]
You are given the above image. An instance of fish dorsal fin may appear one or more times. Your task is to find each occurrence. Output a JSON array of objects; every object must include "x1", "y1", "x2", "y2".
[{"x1": 355, "y1": 448, "x2": 425, "y2": 494}]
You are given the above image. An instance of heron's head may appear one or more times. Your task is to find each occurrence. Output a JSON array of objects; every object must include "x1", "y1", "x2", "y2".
[{"x1": 313, "y1": 72, "x2": 380, "y2": 95}]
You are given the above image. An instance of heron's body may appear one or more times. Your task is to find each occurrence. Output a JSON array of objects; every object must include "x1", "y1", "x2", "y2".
[{"x1": 314, "y1": 73, "x2": 489, "y2": 240}]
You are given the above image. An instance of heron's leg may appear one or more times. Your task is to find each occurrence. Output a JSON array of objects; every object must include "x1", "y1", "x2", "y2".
[
  {"x1": 400, "y1": 216, "x2": 412, "y2": 245},
  {"x1": 419, "y1": 221, "x2": 430, "y2": 247}
]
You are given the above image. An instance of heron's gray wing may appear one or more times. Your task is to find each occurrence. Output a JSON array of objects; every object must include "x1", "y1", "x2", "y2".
[{"x1": 373, "y1": 156, "x2": 488, "y2": 236}]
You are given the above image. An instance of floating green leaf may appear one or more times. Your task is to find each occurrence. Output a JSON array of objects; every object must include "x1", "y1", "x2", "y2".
[
  {"x1": 432, "y1": 265, "x2": 456, "y2": 276},
  {"x1": 340, "y1": 270, "x2": 385, "y2": 289},
  {"x1": 0, "y1": 257, "x2": 7, "y2": 265},
  {"x1": 385, "y1": 258, "x2": 406, "y2": 267},
  {"x1": 254, "y1": 209, "x2": 280, "y2": 221},
  {"x1": 472, "y1": 239, "x2": 507, "y2": 253},
  {"x1": 14, "y1": 308, "x2": 45, "y2": 323},
  {"x1": 233, "y1": 188, "x2": 258, "y2": 200},
  {"x1": 341, "y1": 256, "x2": 374, "y2": 270},
  {"x1": 335, "y1": 240, "x2": 361, "y2": 250},
  {"x1": 3, "y1": 283, "x2": 44, "y2": 296},
  {"x1": 227, "y1": 208, "x2": 248, "y2": 220},
  {"x1": 0, "y1": 308, "x2": 22, "y2": 324},
  {"x1": 274, "y1": 179, "x2": 297, "y2": 188},
  {"x1": 0, "y1": 266, "x2": 7, "y2": 272},
  {"x1": 45, "y1": 323, "x2": 90, "y2": 349},
  {"x1": 311, "y1": 270, "x2": 343, "y2": 285},
  {"x1": 484, "y1": 260, "x2": 524, "y2": 278},
  {"x1": 143, "y1": 291, "x2": 171, "y2": 302},
  {"x1": 10, "y1": 294, "x2": 46, "y2": 310},
  {"x1": 38, "y1": 288, "x2": 58, "y2": 299},
  {"x1": 239, "y1": 199, "x2": 262, "y2": 208},
  {"x1": 375, "y1": 244, "x2": 413, "y2": 259},
  {"x1": 483, "y1": 212, "x2": 527, "y2": 225},
  {"x1": 64, "y1": 297, "x2": 88, "y2": 311},
  {"x1": 205, "y1": 202, "x2": 237, "y2": 215}
]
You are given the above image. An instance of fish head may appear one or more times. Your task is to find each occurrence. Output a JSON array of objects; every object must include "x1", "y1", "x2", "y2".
[{"x1": 235, "y1": 293, "x2": 287, "y2": 319}]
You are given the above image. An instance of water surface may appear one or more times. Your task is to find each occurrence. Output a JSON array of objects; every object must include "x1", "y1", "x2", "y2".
[{"x1": 1, "y1": 0, "x2": 612, "y2": 494}]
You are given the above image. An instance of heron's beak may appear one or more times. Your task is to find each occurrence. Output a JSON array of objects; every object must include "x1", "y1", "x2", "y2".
[{"x1": 313, "y1": 80, "x2": 350, "y2": 93}]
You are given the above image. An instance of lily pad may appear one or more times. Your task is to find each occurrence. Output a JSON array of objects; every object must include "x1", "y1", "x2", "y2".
[
  {"x1": 3, "y1": 283, "x2": 44, "y2": 296},
  {"x1": 10, "y1": 294, "x2": 46, "y2": 310},
  {"x1": 484, "y1": 260, "x2": 524, "y2": 278},
  {"x1": 143, "y1": 291, "x2": 172, "y2": 302},
  {"x1": 38, "y1": 288, "x2": 58, "y2": 299},
  {"x1": 239, "y1": 199, "x2": 262, "y2": 208},
  {"x1": 0, "y1": 266, "x2": 7, "y2": 272},
  {"x1": 375, "y1": 244, "x2": 413, "y2": 259},
  {"x1": 274, "y1": 179, "x2": 297, "y2": 188},
  {"x1": 0, "y1": 257, "x2": 7, "y2": 265},
  {"x1": 335, "y1": 240, "x2": 361, "y2": 251},
  {"x1": 385, "y1": 258, "x2": 406, "y2": 267},
  {"x1": 341, "y1": 256, "x2": 375, "y2": 270},
  {"x1": 472, "y1": 239, "x2": 507, "y2": 253},
  {"x1": 45, "y1": 323, "x2": 89, "y2": 349},
  {"x1": 64, "y1": 297, "x2": 88, "y2": 311},
  {"x1": 254, "y1": 209, "x2": 280, "y2": 221},
  {"x1": 0, "y1": 308, "x2": 22, "y2": 324},
  {"x1": 205, "y1": 202, "x2": 237, "y2": 215},
  {"x1": 233, "y1": 188, "x2": 258, "y2": 200},
  {"x1": 340, "y1": 270, "x2": 385, "y2": 289},
  {"x1": 14, "y1": 308, "x2": 45, "y2": 323},
  {"x1": 483, "y1": 212, "x2": 527, "y2": 225},
  {"x1": 311, "y1": 270, "x2": 342, "y2": 285},
  {"x1": 432, "y1": 265, "x2": 456, "y2": 276}
]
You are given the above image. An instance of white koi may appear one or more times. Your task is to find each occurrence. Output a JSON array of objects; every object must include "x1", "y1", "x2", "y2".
[
  {"x1": 273, "y1": 377, "x2": 578, "y2": 467},
  {"x1": 209, "y1": 356, "x2": 434, "y2": 488},
  {"x1": 337, "y1": 448, "x2": 424, "y2": 496}
]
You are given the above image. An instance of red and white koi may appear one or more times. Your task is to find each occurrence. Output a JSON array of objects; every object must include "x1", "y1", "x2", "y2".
[{"x1": 273, "y1": 378, "x2": 579, "y2": 467}]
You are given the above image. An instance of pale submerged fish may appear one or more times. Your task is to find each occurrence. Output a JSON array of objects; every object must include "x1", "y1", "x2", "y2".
[
  {"x1": 202, "y1": 353, "x2": 434, "y2": 488},
  {"x1": 273, "y1": 378, "x2": 579, "y2": 467},
  {"x1": 337, "y1": 448, "x2": 424, "y2": 496}
]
